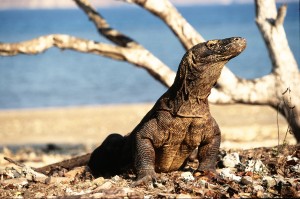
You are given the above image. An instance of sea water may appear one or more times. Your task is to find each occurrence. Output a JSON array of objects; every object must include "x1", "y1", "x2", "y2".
[{"x1": 0, "y1": 3, "x2": 299, "y2": 109}]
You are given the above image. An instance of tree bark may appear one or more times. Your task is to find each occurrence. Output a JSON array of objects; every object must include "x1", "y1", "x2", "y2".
[{"x1": 255, "y1": 0, "x2": 300, "y2": 141}]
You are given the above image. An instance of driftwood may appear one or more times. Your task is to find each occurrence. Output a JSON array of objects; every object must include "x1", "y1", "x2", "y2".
[
  {"x1": 34, "y1": 153, "x2": 91, "y2": 175},
  {"x1": 4, "y1": 153, "x2": 91, "y2": 177},
  {"x1": 3, "y1": 157, "x2": 48, "y2": 182},
  {"x1": 0, "y1": 0, "x2": 299, "y2": 141},
  {"x1": 4, "y1": 157, "x2": 26, "y2": 168}
]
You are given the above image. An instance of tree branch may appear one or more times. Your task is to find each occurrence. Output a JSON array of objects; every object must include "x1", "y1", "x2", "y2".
[
  {"x1": 210, "y1": 0, "x2": 299, "y2": 107},
  {"x1": 0, "y1": 34, "x2": 126, "y2": 60},
  {"x1": 255, "y1": 0, "x2": 298, "y2": 75},
  {"x1": 124, "y1": 0, "x2": 204, "y2": 50},
  {"x1": 0, "y1": 34, "x2": 175, "y2": 87},
  {"x1": 74, "y1": 0, "x2": 176, "y2": 86},
  {"x1": 275, "y1": 4, "x2": 287, "y2": 26},
  {"x1": 74, "y1": 0, "x2": 137, "y2": 48},
  {"x1": 209, "y1": 74, "x2": 277, "y2": 105}
]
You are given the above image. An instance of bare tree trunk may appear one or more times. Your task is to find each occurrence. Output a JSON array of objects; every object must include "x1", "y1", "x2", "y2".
[
  {"x1": 0, "y1": 0, "x2": 299, "y2": 142},
  {"x1": 255, "y1": 0, "x2": 300, "y2": 141}
]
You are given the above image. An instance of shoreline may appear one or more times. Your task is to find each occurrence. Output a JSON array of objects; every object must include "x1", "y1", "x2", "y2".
[{"x1": 0, "y1": 103, "x2": 296, "y2": 149}]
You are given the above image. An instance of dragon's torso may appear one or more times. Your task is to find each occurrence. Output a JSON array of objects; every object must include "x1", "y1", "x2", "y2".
[{"x1": 88, "y1": 37, "x2": 247, "y2": 185}]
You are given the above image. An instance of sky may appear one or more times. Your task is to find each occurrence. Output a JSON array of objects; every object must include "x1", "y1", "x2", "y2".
[{"x1": 0, "y1": 0, "x2": 298, "y2": 9}]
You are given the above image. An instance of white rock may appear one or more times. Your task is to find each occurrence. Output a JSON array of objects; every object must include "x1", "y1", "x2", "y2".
[
  {"x1": 112, "y1": 175, "x2": 120, "y2": 181},
  {"x1": 45, "y1": 176, "x2": 70, "y2": 184},
  {"x1": 199, "y1": 179, "x2": 208, "y2": 187},
  {"x1": 65, "y1": 187, "x2": 89, "y2": 196},
  {"x1": 3, "y1": 167, "x2": 21, "y2": 179},
  {"x1": 222, "y1": 153, "x2": 241, "y2": 168},
  {"x1": 176, "y1": 193, "x2": 192, "y2": 199},
  {"x1": 0, "y1": 178, "x2": 28, "y2": 187},
  {"x1": 180, "y1": 172, "x2": 194, "y2": 181},
  {"x1": 34, "y1": 192, "x2": 45, "y2": 198},
  {"x1": 262, "y1": 176, "x2": 276, "y2": 188},
  {"x1": 93, "y1": 177, "x2": 105, "y2": 186},
  {"x1": 291, "y1": 164, "x2": 300, "y2": 173},
  {"x1": 98, "y1": 181, "x2": 113, "y2": 189},
  {"x1": 219, "y1": 168, "x2": 241, "y2": 182},
  {"x1": 253, "y1": 185, "x2": 264, "y2": 192},
  {"x1": 245, "y1": 160, "x2": 268, "y2": 174},
  {"x1": 287, "y1": 155, "x2": 299, "y2": 162},
  {"x1": 22, "y1": 166, "x2": 47, "y2": 181}
]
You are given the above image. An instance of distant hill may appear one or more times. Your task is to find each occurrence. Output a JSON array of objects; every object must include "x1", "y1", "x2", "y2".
[
  {"x1": 0, "y1": 0, "x2": 249, "y2": 10},
  {"x1": 0, "y1": 0, "x2": 124, "y2": 9},
  {"x1": 0, "y1": 0, "x2": 297, "y2": 9}
]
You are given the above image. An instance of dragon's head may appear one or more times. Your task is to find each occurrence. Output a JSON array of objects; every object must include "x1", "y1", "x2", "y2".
[{"x1": 174, "y1": 37, "x2": 246, "y2": 99}]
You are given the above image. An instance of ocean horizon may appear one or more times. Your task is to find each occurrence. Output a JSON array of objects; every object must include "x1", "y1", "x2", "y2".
[{"x1": 0, "y1": 3, "x2": 299, "y2": 109}]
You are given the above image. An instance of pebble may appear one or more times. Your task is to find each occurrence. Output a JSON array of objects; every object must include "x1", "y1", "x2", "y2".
[
  {"x1": 0, "y1": 177, "x2": 28, "y2": 187},
  {"x1": 91, "y1": 192, "x2": 105, "y2": 198},
  {"x1": 287, "y1": 155, "x2": 299, "y2": 162},
  {"x1": 98, "y1": 181, "x2": 113, "y2": 189},
  {"x1": 256, "y1": 190, "x2": 264, "y2": 198},
  {"x1": 291, "y1": 164, "x2": 300, "y2": 173},
  {"x1": 180, "y1": 171, "x2": 194, "y2": 181},
  {"x1": 219, "y1": 168, "x2": 241, "y2": 182},
  {"x1": 2, "y1": 167, "x2": 21, "y2": 179},
  {"x1": 176, "y1": 193, "x2": 192, "y2": 199},
  {"x1": 112, "y1": 175, "x2": 120, "y2": 181},
  {"x1": 22, "y1": 166, "x2": 47, "y2": 181},
  {"x1": 93, "y1": 177, "x2": 105, "y2": 186},
  {"x1": 262, "y1": 176, "x2": 276, "y2": 188},
  {"x1": 45, "y1": 176, "x2": 70, "y2": 184},
  {"x1": 245, "y1": 160, "x2": 268, "y2": 174},
  {"x1": 222, "y1": 152, "x2": 241, "y2": 168},
  {"x1": 253, "y1": 184, "x2": 264, "y2": 192},
  {"x1": 34, "y1": 176, "x2": 48, "y2": 183},
  {"x1": 34, "y1": 192, "x2": 45, "y2": 198},
  {"x1": 65, "y1": 187, "x2": 90, "y2": 196},
  {"x1": 64, "y1": 166, "x2": 86, "y2": 179}
]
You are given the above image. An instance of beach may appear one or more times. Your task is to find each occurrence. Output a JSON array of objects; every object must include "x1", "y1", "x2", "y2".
[
  {"x1": 0, "y1": 103, "x2": 299, "y2": 198},
  {"x1": 0, "y1": 103, "x2": 296, "y2": 150}
]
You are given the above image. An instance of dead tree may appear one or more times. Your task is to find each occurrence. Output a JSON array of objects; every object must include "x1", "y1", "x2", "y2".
[{"x1": 0, "y1": 0, "x2": 299, "y2": 142}]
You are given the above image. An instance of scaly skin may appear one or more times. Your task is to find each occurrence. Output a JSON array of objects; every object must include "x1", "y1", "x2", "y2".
[{"x1": 88, "y1": 37, "x2": 247, "y2": 185}]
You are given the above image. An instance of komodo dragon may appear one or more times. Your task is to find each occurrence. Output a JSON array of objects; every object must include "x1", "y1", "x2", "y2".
[{"x1": 36, "y1": 37, "x2": 246, "y2": 185}]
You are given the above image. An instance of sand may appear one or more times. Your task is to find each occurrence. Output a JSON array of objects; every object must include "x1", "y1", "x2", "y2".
[{"x1": 0, "y1": 103, "x2": 296, "y2": 150}]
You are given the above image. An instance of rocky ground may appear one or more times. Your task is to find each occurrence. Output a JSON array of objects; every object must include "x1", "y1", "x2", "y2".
[
  {"x1": 0, "y1": 144, "x2": 299, "y2": 198},
  {"x1": 0, "y1": 104, "x2": 298, "y2": 198}
]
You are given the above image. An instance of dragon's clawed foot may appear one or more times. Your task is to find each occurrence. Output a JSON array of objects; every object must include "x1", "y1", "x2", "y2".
[{"x1": 131, "y1": 169, "x2": 157, "y2": 187}]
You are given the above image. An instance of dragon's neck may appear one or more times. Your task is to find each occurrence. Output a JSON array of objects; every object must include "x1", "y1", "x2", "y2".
[{"x1": 156, "y1": 61, "x2": 226, "y2": 117}]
